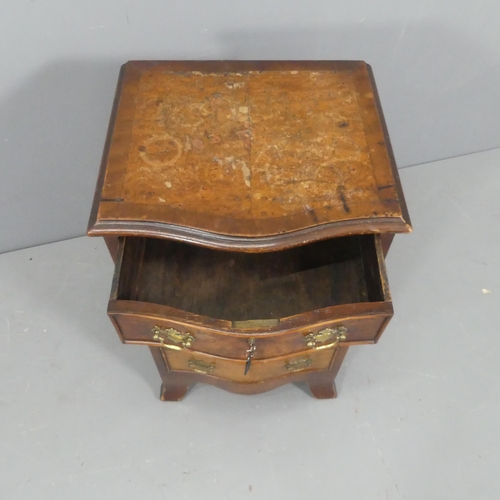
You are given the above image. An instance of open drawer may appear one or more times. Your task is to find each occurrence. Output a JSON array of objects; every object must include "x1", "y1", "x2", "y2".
[{"x1": 108, "y1": 234, "x2": 393, "y2": 358}]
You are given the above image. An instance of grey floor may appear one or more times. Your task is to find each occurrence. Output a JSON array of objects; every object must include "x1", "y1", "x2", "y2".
[{"x1": 1, "y1": 148, "x2": 499, "y2": 499}]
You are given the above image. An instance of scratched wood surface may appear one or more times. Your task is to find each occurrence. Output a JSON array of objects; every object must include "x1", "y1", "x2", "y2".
[{"x1": 88, "y1": 61, "x2": 411, "y2": 250}]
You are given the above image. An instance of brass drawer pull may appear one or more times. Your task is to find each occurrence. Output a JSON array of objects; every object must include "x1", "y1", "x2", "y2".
[
  {"x1": 285, "y1": 357, "x2": 312, "y2": 372},
  {"x1": 304, "y1": 326, "x2": 347, "y2": 349},
  {"x1": 152, "y1": 326, "x2": 195, "y2": 350},
  {"x1": 188, "y1": 358, "x2": 215, "y2": 374}
]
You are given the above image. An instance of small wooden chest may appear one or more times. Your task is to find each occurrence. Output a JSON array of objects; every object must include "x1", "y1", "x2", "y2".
[{"x1": 88, "y1": 60, "x2": 411, "y2": 400}]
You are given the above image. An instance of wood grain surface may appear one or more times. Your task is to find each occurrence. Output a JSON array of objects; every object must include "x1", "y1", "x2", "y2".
[{"x1": 88, "y1": 60, "x2": 411, "y2": 251}]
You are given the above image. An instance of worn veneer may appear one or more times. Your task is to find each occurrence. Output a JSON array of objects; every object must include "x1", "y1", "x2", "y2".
[
  {"x1": 88, "y1": 60, "x2": 411, "y2": 400},
  {"x1": 88, "y1": 60, "x2": 410, "y2": 251}
]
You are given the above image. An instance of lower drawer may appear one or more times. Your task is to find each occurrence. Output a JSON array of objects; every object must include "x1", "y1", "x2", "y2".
[{"x1": 161, "y1": 347, "x2": 337, "y2": 383}]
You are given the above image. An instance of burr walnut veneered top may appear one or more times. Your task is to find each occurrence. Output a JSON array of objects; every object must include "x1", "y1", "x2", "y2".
[{"x1": 88, "y1": 60, "x2": 411, "y2": 251}]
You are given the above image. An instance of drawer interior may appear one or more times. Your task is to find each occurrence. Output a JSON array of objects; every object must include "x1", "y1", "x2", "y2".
[{"x1": 115, "y1": 235, "x2": 386, "y2": 322}]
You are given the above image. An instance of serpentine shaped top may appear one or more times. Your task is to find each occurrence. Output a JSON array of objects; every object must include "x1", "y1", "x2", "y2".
[{"x1": 88, "y1": 60, "x2": 411, "y2": 251}]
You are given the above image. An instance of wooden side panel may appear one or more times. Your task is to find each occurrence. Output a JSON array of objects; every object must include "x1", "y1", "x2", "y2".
[
  {"x1": 103, "y1": 236, "x2": 120, "y2": 263},
  {"x1": 380, "y1": 233, "x2": 395, "y2": 257}
]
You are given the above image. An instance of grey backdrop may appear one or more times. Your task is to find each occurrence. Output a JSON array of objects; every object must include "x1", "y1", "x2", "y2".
[{"x1": 1, "y1": 1, "x2": 500, "y2": 253}]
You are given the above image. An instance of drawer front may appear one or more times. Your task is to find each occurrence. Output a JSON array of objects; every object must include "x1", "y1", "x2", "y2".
[
  {"x1": 110, "y1": 306, "x2": 392, "y2": 358},
  {"x1": 162, "y1": 347, "x2": 336, "y2": 383}
]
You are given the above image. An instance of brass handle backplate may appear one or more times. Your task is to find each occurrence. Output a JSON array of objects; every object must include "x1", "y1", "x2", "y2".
[
  {"x1": 188, "y1": 358, "x2": 215, "y2": 374},
  {"x1": 304, "y1": 326, "x2": 347, "y2": 349},
  {"x1": 152, "y1": 326, "x2": 195, "y2": 350},
  {"x1": 285, "y1": 357, "x2": 312, "y2": 372}
]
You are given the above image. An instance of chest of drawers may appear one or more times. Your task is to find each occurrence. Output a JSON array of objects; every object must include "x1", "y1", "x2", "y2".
[{"x1": 88, "y1": 60, "x2": 411, "y2": 400}]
